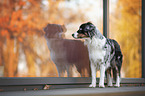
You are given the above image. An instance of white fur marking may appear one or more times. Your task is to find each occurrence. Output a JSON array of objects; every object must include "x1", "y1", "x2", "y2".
[
  {"x1": 85, "y1": 37, "x2": 107, "y2": 88},
  {"x1": 85, "y1": 37, "x2": 106, "y2": 63},
  {"x1": 99, "y1": 64, "x2": 105, "y2": 88},
  {"x1": 73, "y1": 32, "x2": 78, "y2": 38},
  {"x1": 114, "y1": 75, "x2": 120, "y2": 87},
  {"x1": 89, "y1": 63, "x2": 96, "y2": 88}
]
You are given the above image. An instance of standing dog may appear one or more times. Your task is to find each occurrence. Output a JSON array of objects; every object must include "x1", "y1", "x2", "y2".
[{"x1": 72, "y1": 22, "x2": 123, "y2": 88}]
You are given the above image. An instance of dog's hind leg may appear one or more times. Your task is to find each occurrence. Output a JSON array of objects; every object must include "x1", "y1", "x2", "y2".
[
  {"x1": 99, "y1": 64, "x2": 105, "y2": 88},
  {"x1": 106, "y1": 67, "x2": 113, "y2": 87},
  {"x1": 113, "y1": 66, "x2": 120, "y2": 87},
  {"x1": 89, "y1": 63, "x2": 96, "y2": 88},
  {"x1": 114, "y1": 74, "x2": 120, "y2": 87}
]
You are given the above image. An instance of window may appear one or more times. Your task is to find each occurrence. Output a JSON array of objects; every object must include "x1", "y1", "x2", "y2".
[
  {"x1": 0, "y1": 0, "x2": 145, "y2": 91},
  {"x1": 109, "y1": 0, "x2": 142, "y2": 78},
  {"x1": 0, "y1": 0, "x2": 103, "y2": 77}
]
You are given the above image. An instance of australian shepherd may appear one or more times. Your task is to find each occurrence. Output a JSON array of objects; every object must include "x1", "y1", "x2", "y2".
[{"x1": 72, "y1": 22, "x2": 123, "y2": 88}]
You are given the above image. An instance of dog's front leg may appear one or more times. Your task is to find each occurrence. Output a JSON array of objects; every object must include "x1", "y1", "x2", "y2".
[
  {"x1": 99, "y1": 64, "x2": 105, "y2": 88},
  {"x1": 89, "y1": 63, "x2": 96, "y2": 88}
]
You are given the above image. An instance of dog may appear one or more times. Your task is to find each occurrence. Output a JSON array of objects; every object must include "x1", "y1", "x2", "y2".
[
  {"x1": 43, "y1": 24, "x2": 90, "y2": 77},
  {"x1": 72, "y1": 22, "x2": 123, "y2": 88}
]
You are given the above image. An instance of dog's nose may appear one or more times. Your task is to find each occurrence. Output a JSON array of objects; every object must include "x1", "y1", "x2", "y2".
[{"x1": 72, "y1": 34, "x2": 74, "y2": 37}]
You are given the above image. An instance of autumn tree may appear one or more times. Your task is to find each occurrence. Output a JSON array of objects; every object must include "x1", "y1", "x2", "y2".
[
  {"x1": 0, "y1": 0, "x2": 55, "y2": 77},
  {"x1": 0, "y1": 0, "x2": 88, "y2": 77}
]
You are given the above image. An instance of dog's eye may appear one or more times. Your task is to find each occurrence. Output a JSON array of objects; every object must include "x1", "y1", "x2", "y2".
[
  {"x1": 86, "y1": 27, "x2": 89, "y2": 30},
  {"x1": 86, "y1": 26, "x2": 90, "y2": 30}
]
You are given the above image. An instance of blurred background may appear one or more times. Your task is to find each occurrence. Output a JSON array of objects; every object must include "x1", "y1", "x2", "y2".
[{"x1": 0, "y1": 0, "x2": 142, "y2": 78}]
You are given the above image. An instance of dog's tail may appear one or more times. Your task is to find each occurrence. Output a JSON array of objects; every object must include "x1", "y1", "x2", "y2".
[{"x1": 112, "y1": 39, "x2": 123, "y2": 82}]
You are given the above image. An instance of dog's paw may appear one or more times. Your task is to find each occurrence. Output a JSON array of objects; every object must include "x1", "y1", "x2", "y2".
[
  {"x1": 89, "y1": 84, "x2": 96, "y2": 88},
  {"x1": 99, "y1": 84, "x2": 105, "y2": 88},
  {"x1": 108, "y1": 85, "x2": 113, "y2": 87},
  {"x1": 108, "y1": 83, "x2": 113, "y2": 87},
  {"x1": 114, "y1": 84, "x2": 120, "y2": 88}
]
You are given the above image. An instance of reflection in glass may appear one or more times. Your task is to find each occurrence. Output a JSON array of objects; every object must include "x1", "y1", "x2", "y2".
[{"x1": 0, "y1": 0, "x2": 103, "y2": 77}]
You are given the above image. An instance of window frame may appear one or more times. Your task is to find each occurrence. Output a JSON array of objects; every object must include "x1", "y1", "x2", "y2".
[
  {"x1": 0, "y1": 0, "x2": 145, "y2": 91},
  {"x1": 142, "y1": 0, "x2": 145, "y2": 78}
]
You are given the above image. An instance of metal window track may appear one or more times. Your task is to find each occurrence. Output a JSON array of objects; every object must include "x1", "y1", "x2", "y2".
[
  {"x1": 0, "y1": 77, "x2": 145, "y2": 91},
  {"x1": 0, "y1": 77, "x2": 145, "y2": 86}
]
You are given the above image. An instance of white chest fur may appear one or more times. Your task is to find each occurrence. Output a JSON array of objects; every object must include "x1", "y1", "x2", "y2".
[{"x1": 84, "y1": 37, "x2": 106, "y2": 64}]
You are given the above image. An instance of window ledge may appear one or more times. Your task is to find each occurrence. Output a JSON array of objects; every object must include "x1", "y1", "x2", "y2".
[{"x1": 1, "y1": 86, "x2": 145, "y2": 96}]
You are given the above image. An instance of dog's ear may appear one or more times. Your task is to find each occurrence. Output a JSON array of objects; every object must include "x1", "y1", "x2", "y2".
[
  {"x1": 88, "y1": 23, "x2": 95, "y2": 39},
  {"x1": 87, "y1": 22, "x2": 93, "y2": 25},
  {"x1": 88, "y1": 31, "x2": 95, "y2": 39},
  {"x1": 87, "y1": 22, "x2": 95, "y2": 29}
]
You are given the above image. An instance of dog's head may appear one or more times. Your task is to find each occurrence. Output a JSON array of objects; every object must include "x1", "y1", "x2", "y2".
[
  {"x1": 43, "y1": 24, "x2": 66, "y2": 39},
  {"x1": 72, "y1": 22, "x2": 96, "y2": 39}
]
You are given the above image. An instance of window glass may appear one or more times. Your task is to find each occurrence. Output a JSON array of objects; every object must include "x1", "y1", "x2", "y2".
[
  {"x1": 0, "y1": 0, "x2": 103, "y2": 77},
  {"x1": 109, "y1": 0, "x2": 142, "y2": 78}
]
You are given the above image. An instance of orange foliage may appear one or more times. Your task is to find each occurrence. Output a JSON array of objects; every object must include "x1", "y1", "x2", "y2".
[
  {"x1": 19, "y1": 1, "x2": 26, "y2": 6},
  {"x1": 1, "y1": 30, "x2": 9, "y2": 37},
  {"x1": 0, "y1": 0, "x2": 57, "y2": 77}
]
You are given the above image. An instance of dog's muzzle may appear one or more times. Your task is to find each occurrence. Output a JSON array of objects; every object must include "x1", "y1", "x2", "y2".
[
  {"x1": 72, "y1": 34, "x2": 74, "y2": 37},
  {"x1": 72, "y1": 32, "x2": 78, "y2": 38}
]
